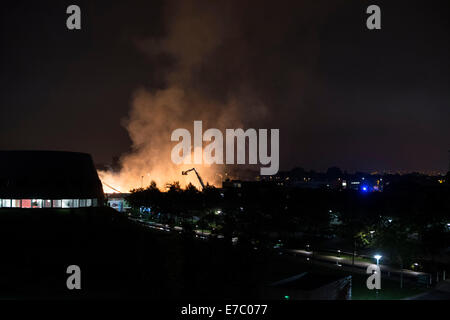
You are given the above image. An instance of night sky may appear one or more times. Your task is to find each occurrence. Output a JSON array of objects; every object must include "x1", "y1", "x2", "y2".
[{"x1": 1, "y1": 0, "x2": 449, "y2": 174}]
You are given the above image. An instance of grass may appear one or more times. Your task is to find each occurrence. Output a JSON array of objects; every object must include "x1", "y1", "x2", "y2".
[{"x1": 350, "y1": 273, "x2": 427, "y2": 300}]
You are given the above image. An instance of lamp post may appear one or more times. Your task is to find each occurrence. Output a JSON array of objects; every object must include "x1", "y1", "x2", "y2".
[
  {"x1": 374, "y1": 254, "x2": 382, "y2": 266},
  {"x1": 374, "y1": 255, "x2": 382, "y2": 298},
  {"x1": 336, "y1": 249, "x2": 341, "y2": 266}
]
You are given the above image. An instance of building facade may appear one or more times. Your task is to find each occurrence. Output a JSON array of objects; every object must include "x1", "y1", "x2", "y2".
[{"x1": 0, "y1": 150, "x2": 104, "y2": 209}]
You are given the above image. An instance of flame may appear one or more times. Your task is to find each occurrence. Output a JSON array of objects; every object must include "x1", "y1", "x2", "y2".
[
  {"x1": 99, "y1": 163, "x2": 222, "y2": 193},
  {"x1": 98, "y1": 146, "x2": 224, "y2": 193},
  {"x1": 97, "y1": 86, "x2": 244, "y2": 194}
]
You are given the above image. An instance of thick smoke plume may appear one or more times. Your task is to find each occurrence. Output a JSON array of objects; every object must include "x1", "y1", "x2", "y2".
[{"x1": 100, "y1": 0, "x2": 329, "y2": 192}]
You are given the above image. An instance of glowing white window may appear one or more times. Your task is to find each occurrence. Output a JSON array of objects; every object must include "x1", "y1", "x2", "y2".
[
  {"x1": 86, "y1": 199, "x2": 92, "y2": 207},
  {"x1": 72, "y1": 199, "x2": 79, "y2": 208},
  {"x1": 53, "y1": 200, "x2": 62, "y2": 208},
  {"x1": 79, "y1": 199, "x2": 86, "y2": 207},
  {"x1": 43, "y1": 200, "x2": 52, "y2": 208},
  {"x1": 32, "y1": 199, "x2": 42, "y2": 208},
  {"x1": 12, "y1": 200, "x2": 21, "y2": 208},
  {"x1": 2, "y1": 199, "x2": 11, "y2": 208},
  {"x1": 62, "y1": 199, "x2": 73, "y2": 208}
]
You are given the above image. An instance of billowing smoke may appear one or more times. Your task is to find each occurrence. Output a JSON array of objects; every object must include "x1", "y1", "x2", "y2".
[
  {"x1": 99, "y1": 87, "x2": 247, "y2": 191},
  {"x1": 99, "y1": 0, "x2": 330, "y2": 192}
]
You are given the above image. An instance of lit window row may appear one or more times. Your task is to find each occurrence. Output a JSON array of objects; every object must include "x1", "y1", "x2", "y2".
[{"x1": 0, "y1": 199, "x2": 99, "y2": 209}]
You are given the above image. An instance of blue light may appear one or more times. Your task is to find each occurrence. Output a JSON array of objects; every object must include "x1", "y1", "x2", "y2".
[{"x1": 361, "y1": 186, "x2": 369, "y2": 192}]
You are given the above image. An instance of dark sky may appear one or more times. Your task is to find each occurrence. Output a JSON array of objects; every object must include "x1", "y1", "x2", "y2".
[{"x1": 1, "y1": 0, "x2": 449, "y2": 174}]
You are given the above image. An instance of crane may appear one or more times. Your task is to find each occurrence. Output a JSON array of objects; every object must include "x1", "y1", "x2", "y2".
[{"x1": 182, "y1": 168, "x2": 206, "y2": 190}]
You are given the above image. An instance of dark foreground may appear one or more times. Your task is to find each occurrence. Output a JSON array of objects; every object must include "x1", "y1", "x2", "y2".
[
  {"x1": 0, "y1": 207, "x2": 294, "y2": 299},
  {"x1": 0, "y1": 207, "x2": 433, "y2": 300}
]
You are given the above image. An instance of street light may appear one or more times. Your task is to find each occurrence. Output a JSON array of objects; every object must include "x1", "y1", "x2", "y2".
[
  {"x1": 374, "y1": 255, "x2": 382, "y2": 298},
  {"x1": 374, "y1": 255, "x2": 382, "y2": 266}
]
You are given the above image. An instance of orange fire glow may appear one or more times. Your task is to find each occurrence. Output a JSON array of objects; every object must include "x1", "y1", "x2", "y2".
[{"x1": 99, "y1": 162, "x2": 224, "y2": 193}]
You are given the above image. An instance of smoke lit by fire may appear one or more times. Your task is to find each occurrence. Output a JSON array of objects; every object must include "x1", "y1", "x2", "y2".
[
  {"x1": 98, "y1": 0, "x2": 303, "y2": 192},
  {"x1": 98, "y1": 87, "x2": 244, "y2": 192}
]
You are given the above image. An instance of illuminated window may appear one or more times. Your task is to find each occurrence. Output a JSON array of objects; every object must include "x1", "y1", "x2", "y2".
[
  {"x1": 72, "y1": 199, "x2": 79, "y2": 208},
  {"x1": 32, "y1": 199, "x2": 42, "y2": 208},
  {"x1": 62, "y1": 199, "x2": 72, "y2": 208},
  {"x1": 92, "y1": 199, "x2": 98, "y2": 207},
  {"x1": 86, "y1": 199, "x2": 92, "y2": 207},
  {"x1": 53, "y1": 200, "x2": 62, "y2": 208},
  {"x1": 12, "y1": 199, "x2": 21, "y2": 208},
  {"x1": 2, "y1": 199, "x2": 11, "y2": 207},
  {"x1": 43, "y1": 200, "x2": 52, "y2": 208},
  {"x1": 0, "y1": 199, "x2": 2, "y2": 208},
  {"x1": 79, "y1": 199, "x2": 87, "y2": 207},
  {"x1": 21, "y1": 199, "x2": 31, "y2": 208}
]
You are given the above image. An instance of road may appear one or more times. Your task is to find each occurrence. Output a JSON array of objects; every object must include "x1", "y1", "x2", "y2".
[
  {"x1": 131, "y1": 217, "x2": 450, "y2": 298},
  {"x1": 284, "y1": 248, "x2": 430, "y2": 282},
  {"x1": 131, "y1": 217, "x2": 433, "y2": 283}
]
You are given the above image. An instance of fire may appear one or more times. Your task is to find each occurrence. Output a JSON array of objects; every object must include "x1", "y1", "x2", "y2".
[
  {"x1": 98, "y1": 163, "x2": 223, "y2": 193},
  {"x1": 97, "y1": 87, "x2": 243, "y2": 194}
]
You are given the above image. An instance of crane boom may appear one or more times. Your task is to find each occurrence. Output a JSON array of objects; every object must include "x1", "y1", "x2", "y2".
[{"x1": 182, "y1": 168, "x2": 206, "y2": 190}]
